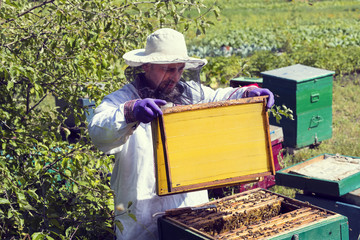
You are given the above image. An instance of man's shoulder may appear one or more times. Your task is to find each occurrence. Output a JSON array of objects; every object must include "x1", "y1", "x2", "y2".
[{"x1": 104, "y1": 83, "x2": 138, "y2": 103}]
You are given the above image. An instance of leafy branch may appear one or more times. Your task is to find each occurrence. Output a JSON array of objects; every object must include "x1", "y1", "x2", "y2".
[
  {"x1": 0, "y1": 0, "x2": 55, "y2": 25},
  {"x1": 269, "y1": 105, "x2": 294, "y2": 124}
]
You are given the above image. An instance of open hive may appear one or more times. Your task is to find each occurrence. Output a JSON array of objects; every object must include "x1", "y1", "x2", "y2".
[{"x1": 164, "y1": 188, "x2": 341, "y2": 240}]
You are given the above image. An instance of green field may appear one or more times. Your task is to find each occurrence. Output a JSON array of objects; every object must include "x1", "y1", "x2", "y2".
[
  {"x1": 191, "y1": 0, "x2": 360, "y2": 50},
  {"x1": 191, "y1": 0, "x2": 360, "y2": 197}
]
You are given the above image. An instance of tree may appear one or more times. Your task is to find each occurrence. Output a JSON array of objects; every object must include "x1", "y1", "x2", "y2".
[{"x1": 0, "y1": 0, "x2": 217, "y2": 238}]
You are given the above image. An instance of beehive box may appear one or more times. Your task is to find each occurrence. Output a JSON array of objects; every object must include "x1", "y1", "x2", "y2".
[
  {"x1": 276, "y1": 154, "x2": 360, "y2": 197},
  {"x1": 261, "y1": 64, "x2": 335, "y2": 148},
  {"x1": 158, "y1": 188, "x2": 349, "y2": 240},
  {"x1": 151, "y1": 96, "x2": 275, "y2": 196}
]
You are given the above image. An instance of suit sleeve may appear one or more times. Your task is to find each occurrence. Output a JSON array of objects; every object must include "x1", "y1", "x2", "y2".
[
  {"x1": 88, "y1": 87, "x2": 139, "y2": 155},
  {"x1": 201, "y1": 84, "x2": 258, "y2": 102}
]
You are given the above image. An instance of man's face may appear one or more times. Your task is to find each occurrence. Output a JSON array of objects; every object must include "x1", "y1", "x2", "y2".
[{"x1": 142, "y1": 63, "x2": 185, "y2": 94}]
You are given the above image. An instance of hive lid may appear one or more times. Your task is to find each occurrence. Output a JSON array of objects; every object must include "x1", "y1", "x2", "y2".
[
  {"x1": 230, "y1": 77, "x2": 263, "y2": 84},
  {"x1": 276, "y1": 153, "x2": 360, "y2": 197},
  {"x1": 151, "y1": 96, "x2": 275, "y2": 196},
  {"x1": 261, "y1": 64, "x2": 335, "y2": 82}
]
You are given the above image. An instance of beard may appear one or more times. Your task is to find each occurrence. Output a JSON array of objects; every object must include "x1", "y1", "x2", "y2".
[
  {"x1": 132, "y1": 72, "x2": 195, "y2": 105},
  {"x1": 127, "y1": 66, "x2": 204, "y2": 106},
  {"x1": 154, "y1": 84, "x2": 183, "y2": 102},
  {"x1": 137, "y1": 83, "x2": 184, "y2": 104}
]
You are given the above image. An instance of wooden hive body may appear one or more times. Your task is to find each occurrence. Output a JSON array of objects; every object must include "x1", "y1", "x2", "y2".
[
  {"x1": 262, "y1": 64, "x2": 334, "y2": 148},
  {"x1": 158, "y1": 188, "x2": 349, "y2": 240}
]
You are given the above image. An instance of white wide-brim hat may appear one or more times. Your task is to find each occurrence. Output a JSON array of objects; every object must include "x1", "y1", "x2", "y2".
[{"x1": 123, "y1": 28, "x2": 207, "y2": 69}]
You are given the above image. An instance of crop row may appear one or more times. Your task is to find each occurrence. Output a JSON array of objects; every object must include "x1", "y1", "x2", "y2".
[{"x1": 189, "y1": 21, "x2": 360, "y2": 58}]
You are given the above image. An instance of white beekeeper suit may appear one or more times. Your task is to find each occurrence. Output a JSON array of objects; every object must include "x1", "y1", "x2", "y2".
[
  {"x1": 89, "y1": 83, "x2": 252, "y2": 240},
  {"x1": 88, "y1": 28, "x2": 272, "y2": 240}
]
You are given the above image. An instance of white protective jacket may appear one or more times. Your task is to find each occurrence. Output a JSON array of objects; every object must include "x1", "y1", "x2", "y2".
[{"x1": 88, "y1": 82, "x2": 254, "y2": 240}]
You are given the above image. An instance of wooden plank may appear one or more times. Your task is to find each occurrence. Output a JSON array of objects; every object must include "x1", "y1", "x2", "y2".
[
  {"x1": 158, "y1": 115, "x2": 172, "y2": 193},
  {"x1": 161, "y1": 96, "x2": 268, "y2": 114},
  {"x1": 281, "y1": 154, "x2": 325, "y2": 173},
  {"x1": 171, "y1": 172, "x2": 272, "y2": 192},
  {"x1": 152, "y1": 118, "x2": 169, "y2": 195}
]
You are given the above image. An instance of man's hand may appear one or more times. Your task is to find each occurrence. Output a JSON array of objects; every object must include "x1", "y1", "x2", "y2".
[
  {"x1": 133, "y1": 98, "x2": 167, "y2": 123},
  {"x1": 248, "y1": 88, "x2": 275, "y2": 109}
]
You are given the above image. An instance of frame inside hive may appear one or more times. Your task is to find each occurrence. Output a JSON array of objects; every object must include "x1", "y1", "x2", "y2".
[
  {"x1": 164, "y1": 188, "x2": 341, "y2": 240},
  {"x1": 151, "y1": 97, "x2": 275, "y2": 196}
]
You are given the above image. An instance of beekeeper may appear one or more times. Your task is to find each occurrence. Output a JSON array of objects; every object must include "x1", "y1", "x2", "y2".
[{"x1": 88, "y1": 28, "x2": 274, "y2": 240}]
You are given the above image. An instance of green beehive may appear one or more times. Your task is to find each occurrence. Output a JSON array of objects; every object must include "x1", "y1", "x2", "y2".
[{"x1": 261, "y1": 64, "x2": 335, "y2": 148}]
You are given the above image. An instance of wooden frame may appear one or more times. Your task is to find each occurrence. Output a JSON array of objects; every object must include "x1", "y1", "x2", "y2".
[{"x1": 151, "y1": 96, "x2": 275, "y2": 196}]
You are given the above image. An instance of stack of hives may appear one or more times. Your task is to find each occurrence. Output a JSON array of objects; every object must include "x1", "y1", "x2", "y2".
[{"x1": 168, "y1": 189, "x2": 332, "y2": 239}]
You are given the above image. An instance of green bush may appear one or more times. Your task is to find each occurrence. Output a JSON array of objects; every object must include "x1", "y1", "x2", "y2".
[{"x1": 0, "y1": 0, "x2": 216, "y2": 239}]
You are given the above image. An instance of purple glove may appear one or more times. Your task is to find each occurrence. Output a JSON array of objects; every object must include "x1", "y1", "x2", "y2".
[
  {"x1": 248, "y1": 88, "x2": 275, "y2": 109},
  {"x1": 133, "y1": 98, "x2": 167, "y2": 123}
]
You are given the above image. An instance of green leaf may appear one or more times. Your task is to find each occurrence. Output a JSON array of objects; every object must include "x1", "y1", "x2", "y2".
[
  {"x1": 50, "y1": 219, "x2": 62, "y2": 229},
  {"x1": 32, "y1": 232, "x2": 45, "y2": 240},
  {"x1": 16, "y1": 191, "x2": 26, "y2": 201},
  {"x1": 64, "y1": 169, "x2": 72, "y2": 177},
  {"x1": 62, "y1": 157, "x2": 69, "y2": 168},
  {"x1": 0, "y1": 198, "x2": 10, "y2": 204},
  {"x1": 5, "y1": 0, "x2": 19, "y2": 8},
  {"x1": 128, "y1": 213, "x2": 137, "y2": 222},
  {"x1": 213, "y1": 6, "x2": 220, "y2": 18},
  {"x1": 73, "y1": 184, "x2": 78, "y2": 193},
  {"x1": 22, "y1": 203, "x2": 36, "y2": 211},
  {"x1": 7, "y1": 210, "x2": 13, "y2": 218},
  {"x1": 63, "y1": 127, "x2": 71, "y2": 137},
  {"x1": 6, "y1": 81, "x2": 14, "y2": 91},
  {"x1": 27, "y1": 189, "x2": 39, "y2": 200},
  {"x1": 115, "y1": 220, "x2": 124, "y2": 233}
]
